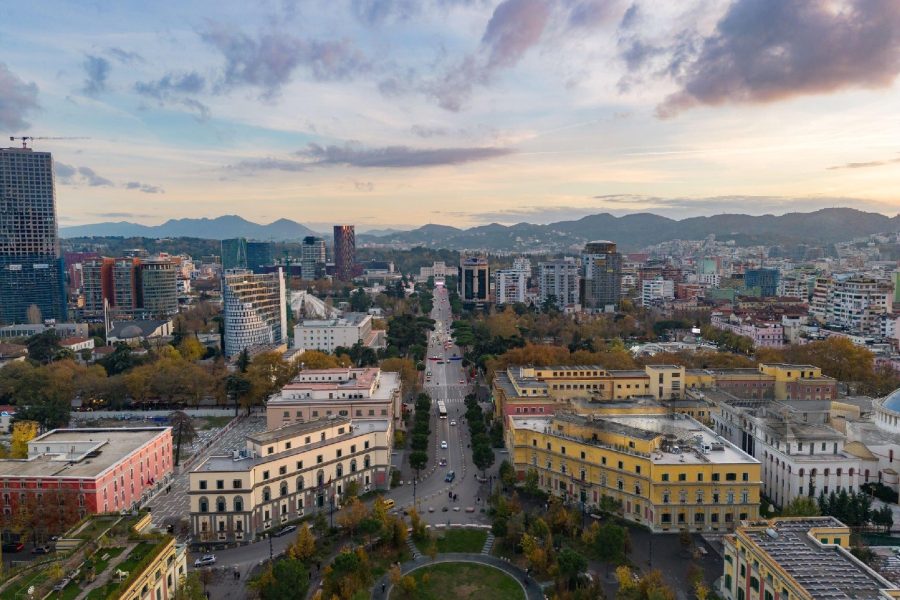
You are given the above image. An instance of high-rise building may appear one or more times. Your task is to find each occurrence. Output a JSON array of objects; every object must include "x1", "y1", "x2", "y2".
[
  {"x1": 113, "y1": 257, "x2": 141, "y2": 312},
  {"x1": 538, "y1": 258, "x2": 580, "y2": 311},
  {"x1": 494, "y1": 269, "x2": 527, "y2": 305},
  {"x1": 82, "y1": 258, "x2": 113, "y2": 313},
  {"x1": 301, "y1": 236, "x2": 326, "y2": 280},
  {"x1": 581, "y1": 240, "x2": 621, "y2": 312},
  {"x1": 246, "y1": 242, "x2": 273, "y2": 274},
  {"x1": 223, "y1": 268, "x2": 287, "y2": 357},
  {"x1": 139, "y1": 258, "x2": 179, "y2": 318},
  {"x1": 459, "y1": 256, "x2": 490, "y2": 305},
  {"x1": 640, "y1": 277, "x2": 675, "y2": 306},
  {"x1": 744, "y1": 268, "x2": 780, "y2": 297},
  {"x1": 333, "y1": 226, "x2": 355, "y2": 281},
  {"x1": 0, "y1": 147, "x2": 67, "y2": 323},
  {"x1": 221, "y1": 238, "x2": 248, "y2": 271}
]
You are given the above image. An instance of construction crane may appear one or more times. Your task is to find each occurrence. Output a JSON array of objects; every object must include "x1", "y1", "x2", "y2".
[{"x1": 9, "y1": 136, "x2": 89, "y2": 149}]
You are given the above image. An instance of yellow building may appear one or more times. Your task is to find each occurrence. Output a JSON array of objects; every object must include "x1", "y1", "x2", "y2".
[
  {"x1": 722, "y1": 517, "x2": 900, "y2": 600},
  {"x1": 506, "y1": 411, "x2": 761, "y2": 532},
  {"x1": 116, "y1": 536, "x2": 188, "y2": 600}
]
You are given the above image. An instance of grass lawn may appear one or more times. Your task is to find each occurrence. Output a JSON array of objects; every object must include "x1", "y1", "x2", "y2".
[
  {"x1": 415, "y1": 529, "x2": 487, "y2": 554},
  {"x1": 114, "y1": 542, "x2": 155, "y2": 574},
  {"x1": 198, "y1": 416, "x2": 234, "y2": 430},
  {"x1": 85, "y1": 580, "x2": 120, "y2": 600},
  {"x1": 390, "y1": 562, "x2": 524, "y2": 600},
  {"x1": 0, "y1": 570, "x2": 48, "y2": 600},
  {"x1": 90, "y1": 546, "x2": 125, "y2": 577},
  {"x1": 75, "y1": 517, "x2": 119, "y2": 540}
]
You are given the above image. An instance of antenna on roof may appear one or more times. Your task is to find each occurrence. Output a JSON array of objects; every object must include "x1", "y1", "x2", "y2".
[{"x1": 9, "y1": 136, "x2": 90, "y2": 149}]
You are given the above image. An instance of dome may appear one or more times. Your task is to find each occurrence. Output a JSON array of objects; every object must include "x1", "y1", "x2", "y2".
[
  {"x1": 119, "y1": 325, "x2": 144, "y2": 339},
  {"x1": 883, "y1": 389, "x2": 900, "y2": 413}
]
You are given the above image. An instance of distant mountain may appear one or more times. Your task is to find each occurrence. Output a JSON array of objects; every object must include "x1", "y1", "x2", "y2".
[
  {"x1": 61, "y1": 215, "x2": 318, "y2": 241},
  {"x1": 356, "y1": 207, "x2": 900, "y2": 251},
  {"x1": 62, "y1": 208, "x2": 900, "y2": 251}
]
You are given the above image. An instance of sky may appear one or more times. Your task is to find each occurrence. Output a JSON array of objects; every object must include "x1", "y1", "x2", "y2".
[{"x1": 2, "y1": 0, "x2": 900, "y2": 232}]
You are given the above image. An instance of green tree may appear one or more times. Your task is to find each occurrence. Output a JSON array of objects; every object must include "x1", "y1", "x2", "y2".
[
  {"x1": 251, "y1": 559, "x2": 309, "y2": 600},
  {"x1": 784, "y1": 495, "x2": 821, "y2": 517},
  {"x1": 173, "y1": 573, "x2": 205, "y2": 600},
  {"x1": 595, "y1": 523, "x2": 630, "y2": 565},
  {"x1": 409, "y1": 450, "x2": 428, "y2": 474},
  {"x1": 26, "y1": 330, "x2": 61, "y2": 364},
  {"x1": 499, "y1": 460, "x2": 516, "y2": 489},
  {"x1": 473, "y1": 443, "x2": 495, "y2": 476},
  {"x1": 169, "y1": 410, "x2": 197, "y2": 466},
  {"x1": 557, "y1": 547, "x2": 588, "y2": 590}
]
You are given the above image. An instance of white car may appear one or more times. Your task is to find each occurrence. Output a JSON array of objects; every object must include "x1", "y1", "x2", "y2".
[
  {"x1": 450, "y1": 420, "x2": 457, "y2": 426},
  {"x1": 440, "y1": 440, "x2": 448, "y2": 449},
  {"x1": 194, "y1": 554, "x2": 216, "y2": 567}
]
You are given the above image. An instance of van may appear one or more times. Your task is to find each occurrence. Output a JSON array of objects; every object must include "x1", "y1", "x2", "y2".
[{"x1": 382, "y1": 499, "x2": 395, "y2": 509}]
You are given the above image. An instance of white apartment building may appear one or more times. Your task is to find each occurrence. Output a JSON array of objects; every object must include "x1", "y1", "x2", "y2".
[
  {"x1": 266, "y1": 367, "x2": 401, "y2": 431},
  {"x1": 641, "y1": 277, "x2": 675, "y2": 306},
  {"x1": 777, "y1": 276, "x2": 807, "y2": 299},
  {"x1": 494, "y1": 269, "x2": 528, "y2": 305},
  {"x1": 709, "y1": 393, "x2": 862, "y2": 509},
  {"x1": 810, "y1": 276, "x2": 831, "y2": 323},
  {"x1": 826, "y1": 277, "x2": 892, "y2": 335},
  {"x1": 293, "y1": 312, "x2": 381, "y2": 353},
  {"x1": 512, "y1": 257, "x2": 532, "y2": 278},
  {"x1": 189, "y1": 416, "x2": 390, "y2": 542},
  {"x1": 697, "y1": 273, "x2": 721, "y2": 287},
  {"x1": 223, "y1": 269, "x2": 287, "y2": 357},
  {"x1": 538, "y1": 258, "x2": 580, "y2": 311}
]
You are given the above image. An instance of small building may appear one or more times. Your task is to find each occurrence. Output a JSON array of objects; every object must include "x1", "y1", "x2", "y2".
[
  {"x1": 721, "y1": 517, "x2": 899, "y2": 600},
  {"x1": 189, "y1": 417, "x2": 390, "y2": 543},
  {"x1": 107, "y1": 319, "x2": 173, "y2": 346},
  {"x1": 0, "y1": 343, "x2": 27, "y2": 367},
  {"x1": 60, "y1": 336, "x2": 95, "y2": 353},
  {"x1": 293, "y1": 312, "x2": 383, "y2": 353}
]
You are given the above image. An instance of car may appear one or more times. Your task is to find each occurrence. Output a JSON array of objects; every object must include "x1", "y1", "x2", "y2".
[
  {"x1": 31, "y1": 545, "x2": 52, "y2": 555},
  {"x1": 450, "y1": 420, "x2": 457, "y2": 426},
  {"x1": 445, "y1": 471, "x2": 456, "y2": 482},
  {"x1": 459, "y1": 380, "x2": 465, "y2": 384},
  {"x1": 274, "y1": 525, "x2": 297, "y2": 537},
  {"x1": 440, "y1": 440, "x2": 448, "y2": 449},
  {"x1": 441, "y1": 506, "x2": 448, "y2": 512},
  {"x1": 429, "y1": 356, "x2": 439, "y2": 361},
  {"x1": 52, "y1": 578, "x2": 71, "y2": 592},
  {"x1": 2, "y1": 542, "x2": 24, "y2": 553},
  {"x1": 194, "y1": 555, "x2": 217, "y2": 567},
  {"x1": 439, "y1": 458, "x2": 447, "y2": 466},
  {"x1": 428, "y1": 506, "x2": 435, "y2": 513}
]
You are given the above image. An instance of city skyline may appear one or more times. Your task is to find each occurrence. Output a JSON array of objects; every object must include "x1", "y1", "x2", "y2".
[{"x1": 3, "y1": 1, "x2": 900, "y2": 228}]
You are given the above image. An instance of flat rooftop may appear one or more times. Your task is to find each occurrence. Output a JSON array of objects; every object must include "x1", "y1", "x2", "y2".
[
  {"x1": 0, "y1": 428, "x2": 168, "y2": 479},
  {"x1": 742, "y1": 517, "x2": 897, "y2": 599},
  {"x1": 298, "y1": 312, "x2": 370, "y2": 327},
  {"x1": 248, "y1": 416, "x2": 351, "y2": 444},
  {"x1": 197, "y1": 419, "x2": 388, "y2": 473}
]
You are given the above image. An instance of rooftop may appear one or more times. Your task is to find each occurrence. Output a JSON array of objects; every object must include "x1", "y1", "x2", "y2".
[
  {"x1": 0, "y1": 428, "x2": 169, "y2": 479},
  {"x1": 298, "y1": 312, "x2": 370, "y2": 328},
  {"x1": 247, "y1": 416, "x2": 351, "y2": 444},
  {"x1": 740, "y1": 517, "x2": 897, "y2": 599}
]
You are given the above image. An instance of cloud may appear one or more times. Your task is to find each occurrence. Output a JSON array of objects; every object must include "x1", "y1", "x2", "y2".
[
  {"x1": 82, "y1": 55, "x2": 110, "y2": 96},
  {"x1": 827, "y1": 156, "x2": 900, "y2": 170},
  {"x1": 351, "y1": 0, "x2": 482, "y2": 25},
  {"x1": 656, "y1": 0, "x2": 900, "y2": 118},
  {"x1": 430, "y1": 0, "x2": 552, "y2": 111},
  {"x1": 134, "y1": 71, "x2": 210, "y2": 119},
  {"x1": 411, "y1": 124, "x2": 450, "y2": 138},
  {"x1": 227, "y1": 157, "x2": 310, "y2": 173},
  {"x1": 0, "y1": 63, "x2": 39, "y2": 130},
  {"x1": 55, "y1": 162, "x2": 116, "y2": 187},
  {"x1": 107, "y1": 47, "x2": 144, "y2": 64},
  {"x1": 77, "y1": 166, "x2": 114, "y2": 186},
  {"x1": 297, "y1": 142, "x2": 514, "y2": 167},
  {"x1": 125, "y1": 181, "x2": 165, "y2": 193},
  {"x1": 200, "y1": 23, "x2": 370, "y2": 97},
  {"x1": 54, "y1": 162, "x2": 77, "y2": 182},
  {"x1": 353, "y1": 180, "x2": 375, "y2": 191}
]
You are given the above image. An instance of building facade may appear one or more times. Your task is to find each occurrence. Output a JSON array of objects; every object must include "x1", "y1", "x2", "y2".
[
  {"x1": 826, "y1": 277, "x2": 893, "y2": 335},
  {"x1": 494, "y1": 269, "x2": 528, "y2": 305},
  {"x1": 506, "y1": 412, "x2": 761, "y2": 532},
  {"x1": 265, "y1": 367, "x2": 401, "y2": 431},
  {"x1": 581, "y1": 241, "x2": 621, "y2": 312},
  {"x1": 722, "y1": 517, "x2": 899, "y2": 600},
  {"x1": 0, "y1": 428, "x2": 173, "y2": 531},
  {"x1": 0, "y1": 147, "x2": 67, "y2": 323},
  {"x1": 223, "y1": 269, "x2": 287, "y2": 357},
  {"x1": 301, "y1": 236, "x2": 327, "y2": 280},
  {"x1": 189, "y1": 417, "x2": 390, "y2": 543},
  {"x1": 538, "y1": 258, "x2": 580, "y2": 311},
  {"x1": 221, "y1": 238, "x2": 248, "y2": 271},
  {"x1": 293, "y1": 313, "x2": 378, "y2": 353},
  {"x1": 333, "y1": 225, "x2": 356, "y2": 281},
  {"x1": 459, "y1": 256, "x2": 490, "y2": 305},
  {"x1": 641, "y1": 277, "x2": 675, "y2": 306},
  {"x1": 246, "y1": 242, "x2": 273, "y2": 274},
  {"x1": 744, "y1": 268, "x2": 780, "y2": 297},
  {"x1": 139, "y1": 258, "x2": 179, "y2": 318}
]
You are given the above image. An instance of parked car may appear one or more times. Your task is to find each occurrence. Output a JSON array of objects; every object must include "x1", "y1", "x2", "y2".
[
  {"x1": 2, "y1": 541, "x2": 24, "y2": 553},
  {"x1": 194, "y1": 554, "x2": 217, "y2": 567},
  {"x1": 440, "y1": 440, "x2": 448, "y2": 449},
  {"x1": 274, "y1": 525, "x2": 297, "y2": 537},
  {"x1": 31, "y1": 545, "x2": 52, "y2": 555}
]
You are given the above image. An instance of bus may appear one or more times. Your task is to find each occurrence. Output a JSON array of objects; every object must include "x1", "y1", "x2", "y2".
[{"x1": 437, "y1": 400, "x2": 447, "y2": 419}]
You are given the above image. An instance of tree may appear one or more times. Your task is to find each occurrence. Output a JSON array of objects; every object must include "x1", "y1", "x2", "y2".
[
  {"x1": 287, "y1": 524, "x2": 317, "y2": 561},
  {"x1": 251, "y1": 559, "x2": 310, "y2": 600},
  {"x1": 524, "y1": 468, "x2": 540, "y2": 495},
  {"x1": 409, "y1": 450, "x2": 428, "y2": 473},
  {"x1": 783, "y1": 495, "x2": 821, "y2": 517},
  {"x1": 380, "y1": 357, "x2": 420, "y2": 397},
  {"x1": 336, "y1": 497, "x2": 369, "y2": 536},
  {"x1": 473, "y1": 443, "x2": 494, "y2": 476},
  {"x1": 557, "y1": 548, "x2": 587, "y2": 590},
  {"x1": 236, "y1": 348, "x2": 251, "y2": 373},
  {"x1": 399, "y1": 574, "x2": 417, "y2": 597},
  {"x1": 499, "y1": 460, "x2": 516, "y2": 489},
  {"x1": 26, "y1": 330, "x2": 61, "y2": 364},
  {"x1": 168, "y1": 411, "x2": 197, "y2": 466},
  {"x1": 595, "y1": 523, "x2": 630, "y2": 566},
  {"x1": 349, "y1": 287, "x2": 372, "y2": 313},
  {"x1": 9, "y1": 421, "x2": 38, "y2": 458},
  {"x1": 174, "y1": 572, "x2": 206, "y2": 600},
  {"x1": 177, "y1": 337, "x2": 205, "y2": 362}
]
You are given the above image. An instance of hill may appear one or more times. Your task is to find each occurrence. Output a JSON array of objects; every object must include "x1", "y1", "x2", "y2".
[{"x1": 61, "y1": 215, "x2": 318, "y2": 241}]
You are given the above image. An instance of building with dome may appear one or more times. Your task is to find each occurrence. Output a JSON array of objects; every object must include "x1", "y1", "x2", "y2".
[
  {"x1": 874, "y1": 390, "x2": 900, "y2": 435},
  {"x1": 106, "y1": 319, "x2": 173, "y2": 345}
]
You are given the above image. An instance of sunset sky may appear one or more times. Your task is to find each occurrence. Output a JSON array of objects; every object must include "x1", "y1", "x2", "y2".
[{"x1": 3, "y1": 0, "x2": 900, "y2": 231}]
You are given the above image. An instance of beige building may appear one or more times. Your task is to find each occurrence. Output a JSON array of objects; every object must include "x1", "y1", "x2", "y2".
[
  {"x1": 189, "y1": 417, "x2": 390, "y2": 543},
  {"x1": 265, "y1": 367, "x2": 401, "y2": 432}
]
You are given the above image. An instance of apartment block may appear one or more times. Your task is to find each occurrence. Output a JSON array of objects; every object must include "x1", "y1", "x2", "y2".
[
  {"x1": 538, "y1": 258, "x2": 580, "y2": 311},
  {"x1": 293, "y1": 312, "x2": 381, "y2": 353},
  {"x1": 494, "y1": 269, "x2": 528, "y2": 305}
]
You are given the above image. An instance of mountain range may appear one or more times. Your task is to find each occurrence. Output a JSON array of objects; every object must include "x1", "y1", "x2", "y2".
[{"x1": 61, "y1": 208, "x2": 900, "y2": 252}]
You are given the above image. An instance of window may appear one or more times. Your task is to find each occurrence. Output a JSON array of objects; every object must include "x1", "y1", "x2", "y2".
[
  {"x1": 697, "y1": 473, "x2": 703, "y2": 482},
  {"x1": 337, "y1": 449, "x2": 343, "y2": 458},
  {"x1": 297, "y1": 477, "x2": 305, "y2": 491},
  {"x1": 635, "y1": 465, "x2": 641, "y2": 474},
  {"x1": 217, "y1": 497, "x2": 226, "y2": 512},
  {"x1": 661, "y1": 473, "x2": 669, "y2": 482},
  {"x1": 216, "y1": 480, "x2": 224, "y2": 490},
  {"x1": 279, "y1": 466, "x2": 287, "y2": 475},
  {"x1": 234, "y1": 497, "x2": 243, "y2": 511},
  {"x1": 742, "y1": 472, "x2": 749, "y2": 482},
  {"x1": 725, "y1": 473, "x2": 737, "y2": 481},
  {"x1": 617, "y1": 461, "x2": 624, "y2": 470},
  {"x1": 199, "y1": 498, "x2": 208, "y2": 513},
  {"x1": 580, "y1": 451, "x2": 586, "y2": 459},
  {"x1": 712, "y1": 473, "x2": 720, "y2": 482},
  {"x1": 280, "y1": 482, "x2": 288, "y2": 496},
  {"x1": 233, "y1": 479, "x2": 242, "y2": 489},
  {"x1": 263, "y1": 487, "x2": 271, "y2": 502},
  {"x1": 663, "y1": 492, "x2": 670, "y2": 504},
  {"x1": 678, "y1": 473, "x2": 686, "y2": 482},
  {"x1": 317, "y1": 455, "x2": 323, "y2": 464},
  {"x1": 297, "y1": 460, "x2": 304, "y2": 470},
  {"x1": 262, "y1": 471, "x2": 270, "y2": 480},
  {"x1": 364, "y1": 441, "x2": 370, "y2": 449},
  {"x1": 199, "y1": 481, "x2": 207, "y2": 490}
]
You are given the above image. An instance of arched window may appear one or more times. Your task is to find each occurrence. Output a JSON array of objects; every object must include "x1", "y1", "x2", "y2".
[
  {"x1": 364, "y1": 455, "x2": 370, "y2": 469},
  {"x1": 849, "y1": 468, "x2": 855, "y2": 477},
  {"x1": 799, "y1": 469, "x2": 805, "y2": 478},
  {"x1": 263, "y1": 487, "x2": 271, "y2": 502},
  {"x1": 297, "y1": 477, "x2": 305, "y2": 492},
  {"x1": 216, "y1": 497, "x2": 226, "y2": 512},
  {"x1": 336, "y1": 463, "x2": 344, "y2": 478},
  {"x1": 350, "y1": 459, "x2": 357, "y2": 473},
  {"x1": 199, "y1": 497, "x2": 208, "y2": 513},
  {"x1": 234, "y1": 497, "x2": 243, "y2": 512},
  {"x1": 280, "y1": 482, "x2": 288, "y2": 497}
]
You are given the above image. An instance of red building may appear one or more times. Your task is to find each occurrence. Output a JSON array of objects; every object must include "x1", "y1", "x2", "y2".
[{"x1": 0, "y1": 428, "x2": 173, "y2": 534}]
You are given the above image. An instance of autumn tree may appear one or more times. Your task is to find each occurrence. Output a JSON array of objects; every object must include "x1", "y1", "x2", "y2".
[
  {"x1": 10, "y1": 421, "x2": 39, "y2": 458},
  {"x1": 380, "y1": 357, "x2": 420, "y2": 397},
  {"x1": 336, "y1": 497, "x2": 369, "y2": 536},
  {"x1": 287, "y1": 524, "x2": 317, "y2": 561}
]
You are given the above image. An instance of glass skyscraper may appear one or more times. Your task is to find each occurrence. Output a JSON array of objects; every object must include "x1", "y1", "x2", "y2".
[{"x1": 0, "y1": 147, "x2": 67, "y2": 324}]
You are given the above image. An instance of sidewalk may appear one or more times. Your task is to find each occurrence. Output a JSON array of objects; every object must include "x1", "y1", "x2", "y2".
[{"x1": 73, "y1": 541, "x2": 139, "y2": 600}]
